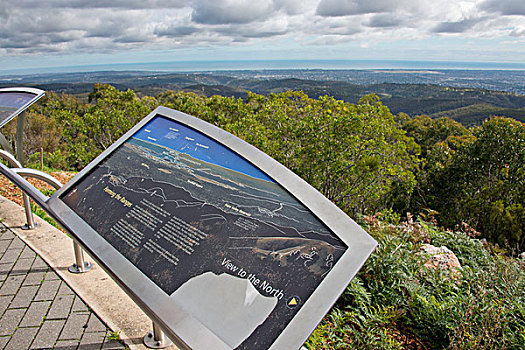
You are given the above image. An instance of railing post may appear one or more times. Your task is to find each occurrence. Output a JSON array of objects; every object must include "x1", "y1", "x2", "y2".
[
  {"x1": 68, "y1": 241, "x2": 93, "y2": 273},
  {"x1": 144, "y1": 322, "x2": 173, "y2": 349},
  {"x1": 21, "y1": 193, "x2": 37, "y2": 230},
  {"x1": 15, "y1": 111, "x2": 25, "y2": 166}
]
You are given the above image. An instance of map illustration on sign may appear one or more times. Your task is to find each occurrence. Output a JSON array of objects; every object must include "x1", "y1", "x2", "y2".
[{"x1": 61, "y1": 115, "x2": 348, "y2": 349}]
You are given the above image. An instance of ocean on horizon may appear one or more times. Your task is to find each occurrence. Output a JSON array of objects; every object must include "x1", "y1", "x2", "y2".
[{"x1": 3, "y1": 59, "x2": 525, "y2": 76}]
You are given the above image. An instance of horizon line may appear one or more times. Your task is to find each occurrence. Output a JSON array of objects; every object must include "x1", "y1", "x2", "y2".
[{"x1": 2, "y1": 59, "x2": 525, "y2": 76}]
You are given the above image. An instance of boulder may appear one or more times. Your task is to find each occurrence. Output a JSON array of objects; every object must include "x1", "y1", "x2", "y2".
[{"x1": 420, "y1": 244, "x2": 462, "y2": 273}]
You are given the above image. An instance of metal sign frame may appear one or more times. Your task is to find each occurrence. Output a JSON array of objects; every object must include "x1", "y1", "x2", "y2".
[
  {"x1": 0, "y1": 106, "x2": 377, "y2": 350},
  {"x1": 0, "y1": 87, "x2": 45, "y2": 128}
]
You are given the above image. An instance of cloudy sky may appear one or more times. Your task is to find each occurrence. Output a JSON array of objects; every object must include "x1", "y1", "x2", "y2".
[{"x1": 1, "y1": 0, "x2": 524, "y2": 72}]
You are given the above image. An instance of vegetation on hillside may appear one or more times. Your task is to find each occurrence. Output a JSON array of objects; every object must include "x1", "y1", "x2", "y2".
[
  {"x1": 1, "y1": 84, "x2": 524, "y2": 349},
  {"x1": 306, "y1": 215, "x2": 525, "y2": 349}
]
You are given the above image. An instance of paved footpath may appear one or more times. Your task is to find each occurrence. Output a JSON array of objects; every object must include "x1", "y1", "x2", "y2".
[{"x1": 0, "y1": 222, "x2": 125, "y2": 349}]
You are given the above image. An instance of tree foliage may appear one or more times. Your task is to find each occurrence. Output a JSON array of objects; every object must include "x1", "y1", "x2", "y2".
[
  {"x1": 159, "y1": 90, "x2": 419, "y2": 215},
  {"x1": 3, "y1": 84, "x2": 524, "y2": 252},
  {"x1": 417, "y1": 117, "x2": 525, "y2": 252}
]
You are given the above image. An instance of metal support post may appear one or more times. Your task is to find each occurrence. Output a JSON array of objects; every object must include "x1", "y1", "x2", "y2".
[
  {"x1": 68, "y1": 241, "x2": 93, "y2": 273},
  {"x1": 15, "y1": 111, "x2": 25, "y2": 166},
  {"x1": 144, "y1": 322, "x2": 173, "y2": 349},
  {"x1": 21, "y1": 193, "x2": 37, "y2": 230}
]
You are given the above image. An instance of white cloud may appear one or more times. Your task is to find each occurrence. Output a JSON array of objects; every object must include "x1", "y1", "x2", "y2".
[{"x1": 0, "y1": 0, "x2": 523, "y2": 60}]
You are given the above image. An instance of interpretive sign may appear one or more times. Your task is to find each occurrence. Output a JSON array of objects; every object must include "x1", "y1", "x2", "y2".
[
  {"x1": 0, "y1": 106, "x2": 377, "y2": 350},
  {"x1": 0, "y1": 87, "x2": 45, "y2": 128}
]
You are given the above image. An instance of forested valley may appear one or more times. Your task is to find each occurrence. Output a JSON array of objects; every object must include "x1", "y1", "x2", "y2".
[{"x1": 1, "y1": 84, "x2": 524, "y2": 349}]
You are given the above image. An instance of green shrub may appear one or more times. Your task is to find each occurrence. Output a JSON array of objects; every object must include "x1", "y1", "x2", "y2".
[{"x1": 307, "y1": 219, "x2": 525, "y2": 349}]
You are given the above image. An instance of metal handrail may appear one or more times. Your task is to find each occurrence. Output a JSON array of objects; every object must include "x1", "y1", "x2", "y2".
[
  {"x1": 0, "y1": 149, "x2": 21, "y2": 167},
  {"x1": 0, "y1": 162, "x2": 92, "y2": 273},
  {"x1": 11, "y1": 168, "x2": 64, "y2": 190}
]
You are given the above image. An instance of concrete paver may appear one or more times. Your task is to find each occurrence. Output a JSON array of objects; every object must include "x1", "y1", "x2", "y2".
[
  {"x1": 0, "y1": 337, "x2": 8, "y2": 349},
  {"x1": 59, "y1": 312, "x2": 90, "y2": 341},
  {"x1": 10, "y1": 256, "x2": 34, "y2": 275},
  {"x1": 31, "y1": 319, "x2": 66, "y2": 349},
  {"x1": 0, "y1": 297, "x2": 13, "y2": 316},
  {"x1": 19, "y1": 300, "x2": 51, "y2": 327},
  {"x1": 34, "y1": 279, "x2": 61, "y2": 301},
  {"x1": 79, "y1": 332, "x2": 107, "y2": 350},
  {"x1": 23, "y1": 271, "x2": 47, "y2": 287},
  {"x1": 10, "y1": 285, "x2": 39, "y2": 308},
  {"x1": 0, "y1": 275, "x2": 24, "y2": 295},
  {"x1": 0, "y1": 308, "x2": 25, "y2": 336},
  {"x1": 48, "y1": 294, "x2": 75, "y2": 320},
  {"x1": 4, "y1": 327, "x2": 38, "y2": 350}
]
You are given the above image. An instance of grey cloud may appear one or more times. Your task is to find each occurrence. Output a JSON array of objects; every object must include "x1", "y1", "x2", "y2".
[
  {"x1": 191, "y1": 0, "x2": 274, "y2": 24},
  {"x1": 70, "y1": 0, "x2": 187, "y2": 9},
  {"x1": 212, "y1": 22, "x2": 288, "y2": 39},
  {"x1": 0, "y1": 31, "x2": 72, "y2": 51},
  {"x1": 480, "y1": 0, "x2": 525, "y2": 16},
  {"x1": 243, "y1": 31, "x2": 286, "y2": 38},
  {"x1": 326, "y1": 26, "x2": 362, "y2": 35},
  {"x1": 86, "y1": 18, "x2": 133, "y2": 38},
  {"x1": 4, "y1": 12, "x2": 81, "y2": 34},
  {"x1": 367, "y1": 14, "x2": 404, "y2": 28},
  {"x1": 303, "y1": 18, "x2": 363, "y2": 38},
  {"x1": 114, "y1": 35, "x2": 152, "y2": 44},
  {"x1": 316, "y1": 0, "x2": 398, "y2": 17},
  {"x1": 155, "y1": 26, "x2": 202, "y2": 37},
  {"x1": 273, "y1": 0, "x2": 312, "y2": 15},
  {"x1": 0, "y1": 7, "x2": 9, "y2": 20},
  {"x1": 0, "y1": 39, "x2": 34, "y2": 49},
  {"x1": 433, "y1": 17, "x2": 485, "y2": 33},
  {"x1": 4, "y1": 0, "x2": 187, "y2": 10}
]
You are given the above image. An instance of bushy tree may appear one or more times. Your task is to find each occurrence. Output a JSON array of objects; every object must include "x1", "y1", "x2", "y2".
[
  {"x1": 55, "y1": 84, "x2": 158, "y2": 168},
  {"x1": 158, "y1": 90, "x2": 420, "y2": 215},
  {"x1": 425, "y1": 117, "x2": 525, "y2": 252},
  {"x1": 401, "y1": 115, "x2": 469, "y2": 158}
]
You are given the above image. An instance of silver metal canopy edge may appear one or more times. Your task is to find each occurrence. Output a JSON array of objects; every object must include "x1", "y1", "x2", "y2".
[{"x1": 0, "y1": 87, "x2": 45, "y2": 129}]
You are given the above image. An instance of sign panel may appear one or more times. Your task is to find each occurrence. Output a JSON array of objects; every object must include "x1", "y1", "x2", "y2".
[
  {"x1": 61, "y1": 115, "x2": 347, "y2": 349},
  {"x1": 0, "y1": 88, "x2": 45, "y2": 128},
  {"x1": 1, "y1": 106, "x2": 377, "y2": 349}
]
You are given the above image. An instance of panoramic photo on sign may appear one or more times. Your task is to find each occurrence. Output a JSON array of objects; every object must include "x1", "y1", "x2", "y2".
[
  {"x1": 0, "y1": 88, "x2": 45, "y2": 128},
  {"x1": 61, "y1": 115, "x2": 348, "y2": 349}
]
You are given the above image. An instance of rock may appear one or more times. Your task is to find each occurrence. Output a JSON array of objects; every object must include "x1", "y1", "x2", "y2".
[
  {"x1": 420, "y1": 244, "x2": 462, "y2": 273},
  {"x1": 520, "y1": 252, "x2": 525, "y2": 260}
]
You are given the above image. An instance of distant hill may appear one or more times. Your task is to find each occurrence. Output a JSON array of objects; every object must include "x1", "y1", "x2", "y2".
[
  {"x1": 232, "y1": 79, "x2": 525, "y2": 125},
  {"x1": 1, "y1": 70, "x2": 524, "y2": 125},
  {"x1": 430, "y1": 103, "x2": 525, "y2": 124}
]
